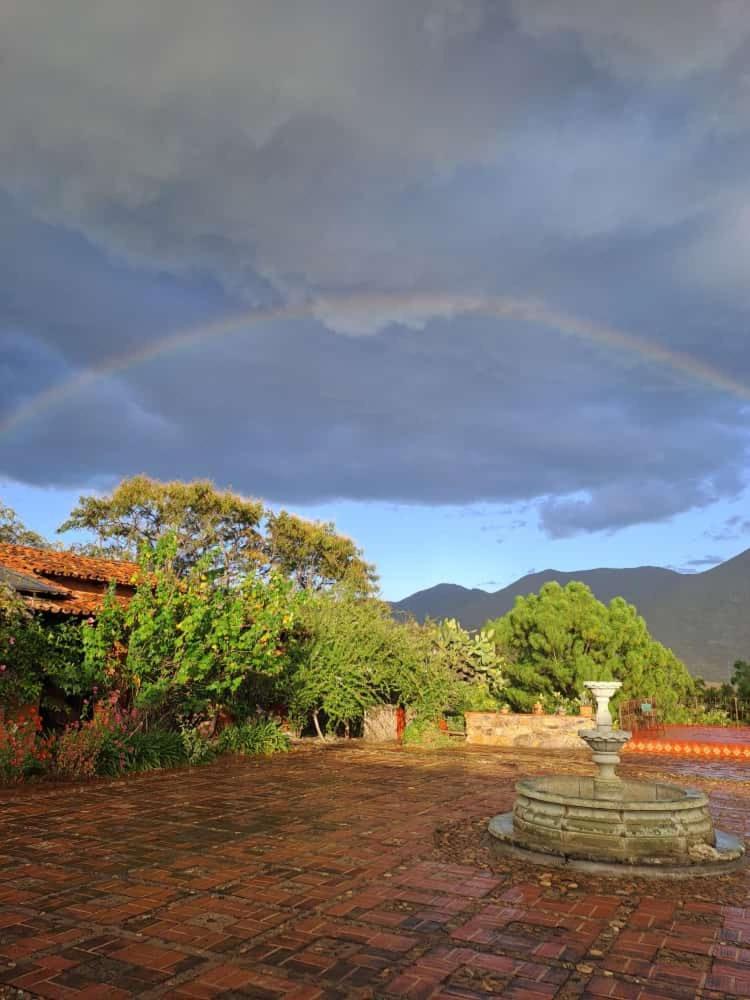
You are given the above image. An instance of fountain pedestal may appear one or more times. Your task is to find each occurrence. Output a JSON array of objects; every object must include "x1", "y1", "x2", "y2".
[
  {"x1": 578, "y1": 682, "x2": 631, "y2": 799},
  {"x1": 487, "y1": 680, "x2": 745, "y2": 874}
]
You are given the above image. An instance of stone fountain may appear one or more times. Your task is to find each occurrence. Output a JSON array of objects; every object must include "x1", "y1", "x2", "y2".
[{"x1": 488, "y1": 681, "x2": 745, "y2": 874}]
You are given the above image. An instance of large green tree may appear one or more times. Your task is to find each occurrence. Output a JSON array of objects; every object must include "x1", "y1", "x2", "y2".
[
  {"x1": 59, "y1": 477, "x2": 377, "y2": 592},
  {"x1": 59, "y1": 476, "x2": 264, "y2": 577},
  {"x1": 487, "y1": 581, "x2": 694, "y2": 718},
  {"x1": 0, "y1": 501, "x2": 48, "y2": 548},
  {"x1": 264, "y1": 510, "x2": 377, "y2": 595}
]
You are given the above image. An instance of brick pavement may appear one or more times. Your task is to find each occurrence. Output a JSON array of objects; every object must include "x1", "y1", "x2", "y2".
[{"x1": 0, "y1": 744, "x2": 748, "y2": 999}]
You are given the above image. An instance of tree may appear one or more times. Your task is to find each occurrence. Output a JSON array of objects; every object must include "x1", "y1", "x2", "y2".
[
  {"x1": 289, "y1": 589, "x2": 455, "y2": 737},
  {"x1": 264, "y1": 510, "x2": 378, "y2": 595},
  {"x1": 0, "y1": 501, "x2": 48, "y2": 548},
  {"x1": 487, "y1": 581, "x2": 694, "y2": 718},
  {"x1": 59, "y1": 478, "x2": 378, "y2": 592},
  {"x1": 731, "y1": 660, "x2": 750, "y2": 700},
  {"x1": 59, "y1": 476, "x2": 264, "y2": 577}
]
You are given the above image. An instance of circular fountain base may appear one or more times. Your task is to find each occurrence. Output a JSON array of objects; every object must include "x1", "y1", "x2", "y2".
[{"x1": 488, "y1": 776, "x2": 745, "y2": 876}]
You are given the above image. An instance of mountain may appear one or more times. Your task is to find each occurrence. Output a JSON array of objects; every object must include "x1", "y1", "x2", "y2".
[
  {"x1": 391, "y1": 548, "x2": 750, "y2": 681},
  {"x1": 391, "y1": 583, "x2": 491, "y2": 625}
]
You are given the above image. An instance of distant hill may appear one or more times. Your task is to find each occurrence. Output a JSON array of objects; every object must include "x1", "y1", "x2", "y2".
[{"x1": 391, "y1": 548, "x2": 750, "y2": 681}]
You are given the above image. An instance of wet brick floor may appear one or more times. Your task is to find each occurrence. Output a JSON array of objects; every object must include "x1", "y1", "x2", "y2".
[{"x1": 0, "y1": 743, "x2": 748, "y2": 999}]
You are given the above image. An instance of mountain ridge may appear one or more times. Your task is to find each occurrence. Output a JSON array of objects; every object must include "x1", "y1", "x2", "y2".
[{"x1": 391, "y1": 547, "x2": 750, "y2": 681}]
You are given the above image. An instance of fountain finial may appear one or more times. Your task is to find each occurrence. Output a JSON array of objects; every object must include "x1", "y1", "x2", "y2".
[
  {"x1": 584, "y1": 680, "x2": 621, "y2": 731},
  {"x1": 579, "y1": 681, "x2": 631, "y2": 797}
]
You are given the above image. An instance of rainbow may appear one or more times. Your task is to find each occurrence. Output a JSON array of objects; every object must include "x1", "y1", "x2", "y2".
[{"x1": 1, "y1": 292, "x2": 748, "y2": 439}]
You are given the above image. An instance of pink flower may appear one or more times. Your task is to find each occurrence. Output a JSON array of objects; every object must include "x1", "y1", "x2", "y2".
[
  {"x1": 0, "y1": 665, "x2": 6, "y2": 672},
  {"x1": 8, "y1": 637, "x2": 15, "y2": 645}
]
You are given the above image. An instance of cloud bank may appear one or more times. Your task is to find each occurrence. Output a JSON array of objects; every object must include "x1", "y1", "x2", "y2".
[{"x1": 1, "y1": 1, "x2": 749, "y2": 536}]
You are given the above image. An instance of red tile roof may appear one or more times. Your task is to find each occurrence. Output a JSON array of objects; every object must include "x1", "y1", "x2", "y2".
[{"x1": 0, "y1": 543, "x2": 139, "y2": 616}]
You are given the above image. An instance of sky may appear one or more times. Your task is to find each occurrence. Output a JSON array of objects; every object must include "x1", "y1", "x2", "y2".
[{"x1": 1, "y1": 1, "x2": 750, "y2": 601}]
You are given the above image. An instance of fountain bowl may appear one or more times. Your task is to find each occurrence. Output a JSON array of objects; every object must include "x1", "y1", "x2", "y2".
[{"x1": 489, "y1": 775, "x2": 745, "y2": 875}]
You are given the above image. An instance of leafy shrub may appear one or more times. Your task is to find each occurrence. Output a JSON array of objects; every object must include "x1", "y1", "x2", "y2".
[
  {"x1": 218, "y1": 720, "x2": 291, "y2": 755},
  {"x1": 83, "y1": 535, "x2": 305, "y2": 724},
  {"x1": 731, "y1": 660, "x2": 750, "y2": 701},
  {"x1": 292, "y1": 590, "x2": 460, "y2": 736},
  {"x1": 668, "y1": 706, "x2": 734, "y2": 727},
  {"x1": 443, "y1": 713, "x2": 466, "y2": 733},
  {"x1": 0, "y1": 585, "x2": 46, "y2": 709},
  {"x1": 1, "y1": 584, "x2": 91, "y2": 715},
  {"x1": 402, "y1": 719, "x2": 454, "y2": 748},
  {"x1": 453, "y1": 680, "x2": 503, "y2": 713},
  {"x1": 179, "y1": 724, "x2": 217, "y2": 766}
]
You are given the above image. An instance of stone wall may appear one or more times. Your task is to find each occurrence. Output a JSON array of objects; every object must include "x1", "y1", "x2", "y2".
[{"x1": 465, "y1": 711, "x2": 594, "y2": 749}]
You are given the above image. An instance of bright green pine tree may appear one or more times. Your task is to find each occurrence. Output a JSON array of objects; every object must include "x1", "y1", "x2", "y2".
[{"x1": 487, "y1": 581, "x2": 694, "y2": 718}]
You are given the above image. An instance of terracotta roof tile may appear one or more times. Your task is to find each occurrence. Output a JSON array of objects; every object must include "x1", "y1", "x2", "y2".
[
  {"x1": 0, "y1": 543, "x2": 139, "y2": 616},
  {"x1": 20, "y1": 592, "x2": 134, "y2": 616},
  {"x1": 0, "y1": 543, "x2": 139, "y2": 584}
]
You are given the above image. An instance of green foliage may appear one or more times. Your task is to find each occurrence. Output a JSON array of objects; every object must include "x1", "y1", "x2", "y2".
[
  {"x1": 668, "y1": 705, "x2": 734, "y2": 727},
  {"x1": 452, "y1": 680, "x2": 503, "y2": 712},
  {"x1": 0, "y1": 584, "x2": 46, "y2": 707},
  {"x1": 402, "y1": 719, "x2": 454, "y2": 748},
  {"x1": 178, "y1": 724, "x2": 217, "y2": 765},
  {"x1": 0, "y1": 587, "x2": 83, "y2": 709},
  {"x1": 80, "y1": 586, "x2": 129, "y2": 695},
  {"x1": 98, "y1": 729, "x2": 187, "y2": 775},
  {"x1": 82, "y1": 536, "x2": 306, "y2": 723},
  {"x1": 487, "y1": 581, "x2": 694, "y2": 719},
  {"x1": 264, "y1": 510, "x2": 378, "y2": 595},
  {"x1": 428, "y1": 618, "x2": 506, "y2": 699},
  {"x1": 170, "y1": 563, "x2": 303, "y2": 714},
  {"x1": 59, "y1": 475, "x2": 264, "y2": 576},
  {"x1": 290, "y1": 590, "x2": 458, "y2": 734},
  {"x1": 36, "y1": 620, "x2": 87, "y2": 700},
  {"x1": 0, "y1": 501, "x2": 48, "y2": 548},
  {"x1": 58, "y1": 476, "x2": 376, "y2": 594},
  {"x1": 217, "y1": 720, "x2": 291, "y2": 755}
]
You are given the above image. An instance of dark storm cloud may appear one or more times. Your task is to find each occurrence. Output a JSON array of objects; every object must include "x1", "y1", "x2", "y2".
[{"x1": 1, "y1": 1, "x2": 749, "y2": 535}]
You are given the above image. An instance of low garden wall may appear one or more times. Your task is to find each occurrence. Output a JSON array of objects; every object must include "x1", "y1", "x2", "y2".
[{"x1": 465, "y1": 711, "x2": 594, "y2": 749}]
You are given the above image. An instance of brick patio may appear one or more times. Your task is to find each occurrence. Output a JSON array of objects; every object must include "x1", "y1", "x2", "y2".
[{"x1": 0, "y1": 744, "x2": 748, "y2": 999}]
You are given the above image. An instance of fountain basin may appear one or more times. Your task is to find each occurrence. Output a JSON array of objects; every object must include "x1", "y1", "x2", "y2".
[
  {"x1": 489, "y1": 775, "x2": 745, "y2": 870},
  {"x1": 488, "y1": 681, "x2": 745, "y2": 874}
]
